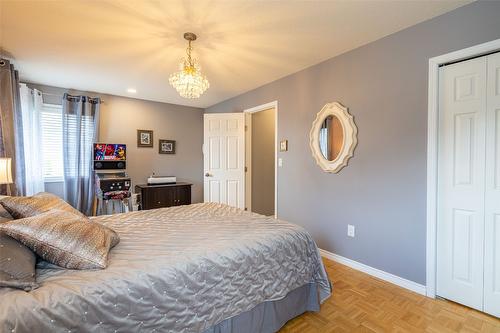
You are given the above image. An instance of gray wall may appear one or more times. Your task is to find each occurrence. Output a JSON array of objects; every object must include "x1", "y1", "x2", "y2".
[
  {"x1": 28, "y1": 83, "x2": 204, "y2": 203},
  {"x1": 251, "y1": 108, "x2": 275, "y2": 216},
  {"x1": 206, "y1": 1, "x2": 500, "y2": 285}
]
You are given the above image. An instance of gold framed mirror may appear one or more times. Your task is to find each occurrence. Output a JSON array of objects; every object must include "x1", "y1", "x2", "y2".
[{"x1": 309, "y1": 102, "x2": 357, "y2": 173}]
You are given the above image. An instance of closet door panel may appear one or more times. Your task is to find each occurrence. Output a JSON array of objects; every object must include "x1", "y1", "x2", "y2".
[
  {"x1": 437, "y1": 57, "x2": 487, "y2": 311},
  {"x1": 484, "y1": 52, "x2": 500, "y2": 317}
]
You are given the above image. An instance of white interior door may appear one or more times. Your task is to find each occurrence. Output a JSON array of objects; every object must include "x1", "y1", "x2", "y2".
[
  {"x1": 203, "y1": 113, "x2": 245, "y2": 209},
  {"x1": 245, "y1": 113, "x2": 252, "y2": 212},
  {"x1": 484, "y1": 52, "x2": 500, "y2": 317},
  {"x1": 437, "y1": 56, "x2": 487, "y2": 311}
]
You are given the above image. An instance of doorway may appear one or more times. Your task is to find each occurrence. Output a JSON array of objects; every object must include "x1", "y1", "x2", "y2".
[
  {"x1": 244, "y1": 102, "x2": 277, "y2": 217},
  {"x1": 427, "y1": 39, "x2": 500, "y2": 317},
  {"x1": 203, "y1": 113, "x2": 246, "y2": 209}
]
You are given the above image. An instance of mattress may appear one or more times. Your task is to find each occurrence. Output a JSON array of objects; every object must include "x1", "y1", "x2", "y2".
[{"x1": 0, "y1": 203, "x2": 331, "y2": 333}]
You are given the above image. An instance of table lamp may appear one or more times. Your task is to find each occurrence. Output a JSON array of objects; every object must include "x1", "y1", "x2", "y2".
[{"x1": 0, "y1": 158, "x2": 13, "y2": 184}]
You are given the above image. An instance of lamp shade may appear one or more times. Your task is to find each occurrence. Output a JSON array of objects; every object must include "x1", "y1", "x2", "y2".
[{"x1": 0, "y1": 158, "x2": 13, "y2": 184}]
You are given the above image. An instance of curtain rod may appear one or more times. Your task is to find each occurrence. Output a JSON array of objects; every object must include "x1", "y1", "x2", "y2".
[{"x1": 40, "y1": 91, "x2": 104, "y2": 103}]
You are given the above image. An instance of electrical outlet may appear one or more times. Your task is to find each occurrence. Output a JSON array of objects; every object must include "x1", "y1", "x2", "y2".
[
  {"x1": 278, "y1": 158, "x2": 283, "y2": 167},
  {"x1": 347, "y1": 224, "x2": 355, "y2": 238}
]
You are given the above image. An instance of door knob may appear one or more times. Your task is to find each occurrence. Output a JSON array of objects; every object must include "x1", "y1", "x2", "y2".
[{"x1": 205, "y1": 173, "x2": 212, "y2": 177}]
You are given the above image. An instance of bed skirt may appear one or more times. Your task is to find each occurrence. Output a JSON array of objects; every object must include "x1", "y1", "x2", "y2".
[{"x1": 203, "y1": 282, "x2": 321, "y2": 333}]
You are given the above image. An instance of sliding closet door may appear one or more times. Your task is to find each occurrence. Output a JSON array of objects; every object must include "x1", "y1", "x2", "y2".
[
  {"x1": 437, "y1": 57, "x2": 487, "y2": 311},
  {"x1": 484, "y1": 52, "x2": 500, "y2": 317}
]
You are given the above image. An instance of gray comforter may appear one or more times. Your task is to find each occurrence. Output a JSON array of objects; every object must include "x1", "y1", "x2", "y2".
[{"x1": 0, "y1": 203, "x2": 331, "y2": 333}]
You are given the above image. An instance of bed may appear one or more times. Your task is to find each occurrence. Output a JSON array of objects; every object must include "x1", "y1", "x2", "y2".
[{"x1": 0, "y1": 203, "x2": 331, "y2": 333}]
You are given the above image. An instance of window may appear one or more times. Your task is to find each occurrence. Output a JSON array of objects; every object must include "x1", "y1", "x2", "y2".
[
  {"x1": 63, "y1": 112, "x2": 95, "y2": 179},
  {"x1": 41, "y1": 104, "x2": 64, "y2": 182},
  {"x1": 40, "y1": 103, "x2": 95, "y2": 182}
]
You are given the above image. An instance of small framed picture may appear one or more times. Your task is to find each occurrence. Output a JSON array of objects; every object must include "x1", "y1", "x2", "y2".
[
  {"x1": 137, "y1": 130, "x2": 153, "y2": 147},
  {"x1": 280, "y1": 139, "x2": 288, "y2": 152},
  {"x1": 159, "y1": 139, "x2": 176, "y2": 154}
]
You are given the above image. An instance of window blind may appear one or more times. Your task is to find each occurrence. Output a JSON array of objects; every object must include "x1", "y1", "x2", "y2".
[
  {"x1": 63, "y1": 113, "x2": 94, "y2": 178},
  {"x1": 40, "y1": 104, "x2": 64, "y2": 182},
  {"x1": 40, "y1": 103, "x2": 95, "y2": 182}
]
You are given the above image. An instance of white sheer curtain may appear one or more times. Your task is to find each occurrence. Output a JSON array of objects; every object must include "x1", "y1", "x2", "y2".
[{"x1": 19, "y1": 83, "x2": 45, "y2": 195}]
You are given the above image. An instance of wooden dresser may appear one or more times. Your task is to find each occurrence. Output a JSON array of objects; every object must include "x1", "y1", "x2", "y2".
[{"x1": 135, "y1": 182, "x2": 192, "y2": 210}]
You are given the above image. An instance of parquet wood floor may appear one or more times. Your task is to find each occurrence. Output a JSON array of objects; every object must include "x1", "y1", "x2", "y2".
[{"x1": 279, "y1": 258, "x2": 500, "y2": 333}]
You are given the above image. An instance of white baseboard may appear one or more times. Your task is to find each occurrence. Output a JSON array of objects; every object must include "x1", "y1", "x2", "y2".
[{"x1": 319, "y1": 248, "x2": 427, "y2": 296}]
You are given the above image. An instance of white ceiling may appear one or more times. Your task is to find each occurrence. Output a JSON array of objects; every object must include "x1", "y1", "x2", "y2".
[{"x1": 0, "y1": 0, "x2": 472, "y2": 108}]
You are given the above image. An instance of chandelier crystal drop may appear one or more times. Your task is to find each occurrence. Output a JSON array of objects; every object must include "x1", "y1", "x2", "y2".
[{"x1": 169, "y1": 32, "x2": 209, "y2": 99}]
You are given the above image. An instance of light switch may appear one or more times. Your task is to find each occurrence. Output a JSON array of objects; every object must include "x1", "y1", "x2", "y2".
[
  {"x1": 347, "y1": 224, "x2": 355, "y2": 238},
  {"x1": 278, "y1": 158, "x2": 283, "y2": 167}
]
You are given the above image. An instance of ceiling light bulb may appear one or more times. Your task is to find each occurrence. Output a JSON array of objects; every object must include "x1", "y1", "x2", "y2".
[{"x1": 127, "y1": 88, "x2": 137, "y2": 93}]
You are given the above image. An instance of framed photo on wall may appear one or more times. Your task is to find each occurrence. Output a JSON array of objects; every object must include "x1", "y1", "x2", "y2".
[
  {"x1": 280, "y1": 139, "x2": 288, "y2": 152},
  {"x1": 159, "y1": 139, "x2": 176, "y2": 154},
  {"x1": 137, "y1": 129, "x2": 153, "y2": 147}
]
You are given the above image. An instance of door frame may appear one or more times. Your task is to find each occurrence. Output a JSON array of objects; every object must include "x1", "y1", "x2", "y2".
[
  {"x1": 244, "y1": 101, "x2": 278, "y2": 218},
  {"x1": 426, "y1": 38, "x2": 500, "y2": 298}
]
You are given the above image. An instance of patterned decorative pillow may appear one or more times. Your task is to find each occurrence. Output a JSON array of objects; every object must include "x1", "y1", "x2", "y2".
[
  {"x1": 0, "y1": 197, "x2": 36, "y2": 290},
  {"x1": 103, "y1": 224, "x2": 120, "y2": 249},
  {"x1": 0, "y1": 233, "x2": 38, "y2": 290},
  {"x1": 0, "y1": 210, "x2": 117, "y2": 270},
  {"x1": 0, "y1": 192, "x2": 86, "y2": 219},
  {"x1": 0, "y1": 195, "x2": 13, "y2": 222},
  {"x1": 0, "y1": 208, "x2": 13, "y2": 223}
]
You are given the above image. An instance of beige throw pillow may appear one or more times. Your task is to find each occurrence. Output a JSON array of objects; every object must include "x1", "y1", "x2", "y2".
[
  {"x1": 0, "y1": 210, "x2": 117, "y2": 270},
  {"x1": 0, "y1": 192, "x2": 86, "y2": 219}
]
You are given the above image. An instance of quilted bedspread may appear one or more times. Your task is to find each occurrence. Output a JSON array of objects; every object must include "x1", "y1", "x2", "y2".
[{"x1": 0, "y1": 203, "x2": 331, "y2": 333}]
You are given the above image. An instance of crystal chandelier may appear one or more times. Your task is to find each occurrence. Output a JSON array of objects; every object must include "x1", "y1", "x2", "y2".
[{"x1": 169, "y1": 32, "x2": 209, "y2": 99}]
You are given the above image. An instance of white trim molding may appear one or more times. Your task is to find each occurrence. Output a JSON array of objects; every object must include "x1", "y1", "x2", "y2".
[
  {"x1": 244, "y1": 101, "x2": 277, "y2": 114},
  {"x1": 320, "y1": 249, "x2": 426, "y2": 296},
  {"x1": 426, "y1": 38, "x2": 500, "y2": 298},
  {"x1": 243, "y1": 101, "x2": 278, "y2": 218}
]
